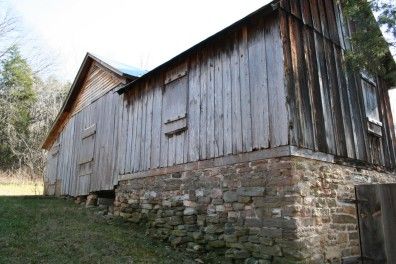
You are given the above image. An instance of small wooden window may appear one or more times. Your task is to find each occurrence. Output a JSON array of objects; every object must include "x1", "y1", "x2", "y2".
[
  {"x1": 163, "y1": 63, "x2": 188, "y2": 136},
  {"x1": 361, "y1": 76, "x2": 382, "y2": 137},
  {"x1": 362, "y1": 79, "x2": 380, "y2": 122}
]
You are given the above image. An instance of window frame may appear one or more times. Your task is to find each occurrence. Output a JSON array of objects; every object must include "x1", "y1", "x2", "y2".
[
  {"x1": 361, "y1": 73, "x2": 382, "y2": 137},
  {"x1": 163, "y1": 63, "x2": 189, "y2": 137}
]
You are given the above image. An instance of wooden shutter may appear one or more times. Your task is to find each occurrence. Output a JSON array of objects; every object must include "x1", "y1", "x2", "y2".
[
  {"x1": 78, "y1": 124, "x2": 96, "y2": 176},
  {"x1": 362, "y1": 77, "x2": 382, "y2": 137},
  {"x1": 163, "y1": 64, "x2": 188, "y2": 136},
  {"x1": 362, "y1": 78, "x2": 380, "y2": 122}
]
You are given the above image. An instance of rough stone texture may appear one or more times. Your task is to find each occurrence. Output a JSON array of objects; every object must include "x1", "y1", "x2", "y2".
[
  {"x1": 114, "y1": 157, "x2": 395, "y2": 263},
  {"x1": 75, "y1": 195, "x2": 87, "y2": 205},
  {"x1": 86, "y1": 194, "x2": 98, "y2": 207},
  {"x1": 289, "y1": 158, "x2": 395, "y2": 264}
]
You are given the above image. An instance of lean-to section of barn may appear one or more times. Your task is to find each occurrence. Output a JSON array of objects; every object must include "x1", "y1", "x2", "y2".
[{"x1": 43, "y1": 54, "x2": 142, "y2": 196}]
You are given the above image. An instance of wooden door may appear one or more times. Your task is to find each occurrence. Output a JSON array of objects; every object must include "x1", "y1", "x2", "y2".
[
  {"x1": 78, "y1": 124, "x2": 96, "y2": 194},
  {"x1": 45, "y1": 143, "x2": 60, "y2": 195},
  {"x1": 355, "y1": 183, "x2": 396, "y2": 263}
]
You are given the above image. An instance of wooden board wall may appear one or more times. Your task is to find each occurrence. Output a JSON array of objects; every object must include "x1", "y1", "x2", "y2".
[
  {"x1": 70, "y1": 62, "x2": 126, "y2": 116},
  {"x1": 44, "y1": 144, "x2": 59, "y2": 195},
  {"x1": 44, "y1": 80, "x2": 124, "y2": 196},
  {"x1": 356, "y1": 184, "x2": 396, "y2": 263},
  {"x1": 118, "y1": 14, "x2": 289, "y2": 175},
  {"x1": 279, "y1": 0, "x2": 396, "y2": 169}
]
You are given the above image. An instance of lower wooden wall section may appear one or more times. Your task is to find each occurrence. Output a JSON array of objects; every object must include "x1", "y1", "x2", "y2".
[{"x1": 45, "y1": 89, "x2": 122, "y2": 196}]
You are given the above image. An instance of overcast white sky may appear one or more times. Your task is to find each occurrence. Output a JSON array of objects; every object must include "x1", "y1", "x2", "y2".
[{"x1": 5, "y1": 0, "x2": 271, "y2": 81}]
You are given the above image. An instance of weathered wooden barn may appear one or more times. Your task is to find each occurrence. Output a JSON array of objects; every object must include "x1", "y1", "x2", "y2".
[
  {"x1": 43, "y1": 0, "x2": 396, "y2": 262},
  {"x1": 42, "y1": 53, "x2": 146, "y2": 196}
]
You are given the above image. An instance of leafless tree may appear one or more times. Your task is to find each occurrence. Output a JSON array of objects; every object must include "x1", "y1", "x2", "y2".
[
  {"x1": 1, "y1": 77, "x2": 68, "y2": 174},
  {"x1": 0, "y1": 8, "x2": 19, "y2": 60}
]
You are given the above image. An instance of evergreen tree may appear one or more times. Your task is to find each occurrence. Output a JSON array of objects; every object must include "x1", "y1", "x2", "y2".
[
  {"x1": 343, "y1": 0, "x2": 396, "y2": 84},
  {"x1": 0, "y1": 45, "x2": 36, "y2": 169}
]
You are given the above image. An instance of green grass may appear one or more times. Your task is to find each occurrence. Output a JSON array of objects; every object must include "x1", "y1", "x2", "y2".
[{"x1": 0, "y1": 196, "x2": 196, "y2": 264}]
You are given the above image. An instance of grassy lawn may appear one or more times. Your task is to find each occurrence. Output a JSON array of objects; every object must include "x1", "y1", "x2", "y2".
[{"x1": 0, "y1": 196, "x2": 196, "y2": 264}]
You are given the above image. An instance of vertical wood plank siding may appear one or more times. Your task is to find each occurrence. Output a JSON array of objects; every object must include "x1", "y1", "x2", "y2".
[
  {"x1": 70, "y1": 62, "x2": 125, "y2": 116},
  {"x1": 118, "y1": 14, "x2": 288, "y2": 175},
  {"x1": 279, "y1": 0, "x2": 396, "y2": 169},
  {"x1": 44, "y1": 86, "x2": 124, "y2": 196}
]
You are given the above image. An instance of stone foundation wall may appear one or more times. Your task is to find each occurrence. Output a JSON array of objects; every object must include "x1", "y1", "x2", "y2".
[
  {"x1": 114, "y1": 156, "x2": 395, "y2": 263},
  {"x1": 292, "y1": 159, "x2": 395, "y2": 263}
]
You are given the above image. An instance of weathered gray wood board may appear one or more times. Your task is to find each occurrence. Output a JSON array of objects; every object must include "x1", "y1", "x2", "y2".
[
  {"x1": 44, "y1": 143, "x2": 59, "y2": 195},
  {"x1": 44, "y1": 88, "x2": 122, "y2": 196},
  {"x1": 118, "y1": 14, "x2": 289, "y2": 176},
  {"x1": 356, "y1": 184, "x2": 396, "y2": 263},
  {"x1": 279, "y1": 0, "x2": 396, "y2": 169}
]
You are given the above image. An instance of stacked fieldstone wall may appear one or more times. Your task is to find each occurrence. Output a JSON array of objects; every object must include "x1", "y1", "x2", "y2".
[
  {"x1": 291, "y1": 158, "x2": 395, "y2": 263},
  {"x1": 114, "y1": 156, "x2": 395, "y2": 263}
]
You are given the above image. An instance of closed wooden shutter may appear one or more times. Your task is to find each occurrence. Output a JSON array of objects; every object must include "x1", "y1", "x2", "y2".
[
  {"x1": 362, "y1": 78, "x2": 380, "y2": 123},
  {"x1": 79, "y1": 124, "x2": 96, "y2": 176},
  {"x1": 163, "y1": 63, "x2": 188, "y2": 136}
]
